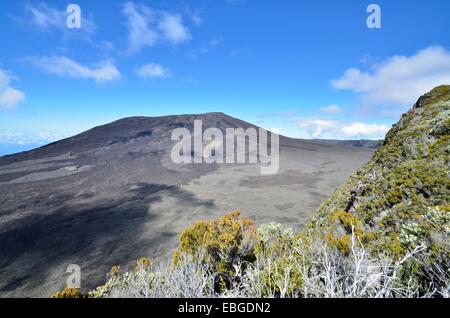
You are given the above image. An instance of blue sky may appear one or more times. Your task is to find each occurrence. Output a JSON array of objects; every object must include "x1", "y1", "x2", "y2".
[{"x1": 0, "y1": 0, "x2": 449, "y2": 155}]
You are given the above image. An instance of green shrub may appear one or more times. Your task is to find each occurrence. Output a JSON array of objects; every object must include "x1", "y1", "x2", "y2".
[
  {"x1": 51, "y1": 287, "x2": 84, "y2": 298},
  {"x1": 173, "y1": 211, "x2": 257, "y2": 277}
]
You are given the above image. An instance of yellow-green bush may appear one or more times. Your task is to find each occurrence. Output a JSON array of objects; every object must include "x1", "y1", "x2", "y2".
[
  {"x1": 324, "y1": 210, "x2": 374, "y2": 254},
  {"x1": 257, "y1": 255, "x2": 303, "y2": 297},
  {"x1": 87, "y1": 257, "x2": 154, "y2": 298},
  {"x1": 256, "y1": 222, "x2": 295, "y2": 256},
  {"x1": 253, "y1": 223, "x2": 305, "y2": 297},
  {"x1": 135, "y1": 257, "x2": 152, "y2": 270},
  {"x1": 51, "y1": 287, "x2": 83, "y2": 298},
  {"x1": 173, "y1": 211, "x2": 257, "y2": 277},
  {"x1": 331, "y1": 210, "x2": 360, "y2": 231}
]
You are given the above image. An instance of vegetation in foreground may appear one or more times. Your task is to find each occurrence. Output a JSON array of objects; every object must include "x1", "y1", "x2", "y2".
[{"x1": 53, "y1": 86, "x2": 450, "y2": 298}]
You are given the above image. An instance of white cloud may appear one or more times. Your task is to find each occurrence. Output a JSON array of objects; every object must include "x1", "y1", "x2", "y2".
[
  {"x1": 27, "y1": 56, "x2": 121, "y2": 83},
  {"x1": 0, "y1": 88, "x2": 26, "y2": 109},
  {"x1": 297, "y1": 118, "x2": 338, "y2": 138},
  {"x1": 123, "y1": 2, "x2": 157, "y2": 54},
  {"x1": 295, "y1": 117, "x2": 389, "y2": 140},
  {"x1": 135, "y1": 63, "x2": 171, "y2": 80},
  {"x1": 341, "y1": 122, "x2": 389, "y2": 139},
  {"x1": 320, "y1": 104, "x2": 342, "y2": 114},
  {"x1": 0, "y1": 131, "x2": 70, "y2": 145},
  {"x1": 23, "y1": 2, "x2": 95, "y2": 34},
  {"x1": 25, "y1": 2, "x2": 62, "y2": 30},
  {"x1": 0, "y1": 69, "x2": 26, "y2": 109},
  {"x1": 122, "y1": 2, "x2": 191, "y2": 55},
  {"x1": 331, "y1": 46, "x2": 450, "y2": 106},
  {"x1": 182, "y1": 5, "x2": 203, "y2": 26},
  {"x1": 158, "y1": 13, "x2": 191, "y2": 44}
]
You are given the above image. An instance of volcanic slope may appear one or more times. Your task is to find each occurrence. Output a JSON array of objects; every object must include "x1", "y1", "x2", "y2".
[{"x1": 0, "y1": 112, "x2": 375, "y2": 297}]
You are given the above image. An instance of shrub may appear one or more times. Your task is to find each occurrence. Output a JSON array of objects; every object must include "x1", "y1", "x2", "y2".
[
  {"x1": 324, "y1": 210, "x2": 374, "y2": 254},
  {"x1": 89, "y1": 258, "x2": 154, "y2": 298},
  {"x1": 89, "y1": 254, "x2": 214, "y2": 298},
  {"x1": 173, "y1": 211, "x2": 258, "y2": 278},
  {"x1": 84, "y1": 214, "x2": 448, "y2": 298},
  {"x1": 256, "y1": 222, "x2": 295, "y2": 256},
  {"x1": 51, "y1": 287, "x2": 83, "y2": 298},
  {"x1": 399, "y1": 222, "x2": 424, "y2": 247},
  {"x1": 252, "y1": 223, "x2": 303, "y2": 297},
  {"x1": 135, "y1": 257, "x2": 152, "y2": 270}
]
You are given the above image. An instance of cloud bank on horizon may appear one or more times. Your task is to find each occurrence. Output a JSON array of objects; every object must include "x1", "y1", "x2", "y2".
[{"x1": 0, "y1": 0, "x2": 449, "y2": 147}]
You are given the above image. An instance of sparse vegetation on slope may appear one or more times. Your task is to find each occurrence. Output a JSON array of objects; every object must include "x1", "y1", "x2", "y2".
[
  {"x1": 308, "y1": 85, "x2": 450, "y2": 294},
  {"x1": 53, "y1": 86, "x2": 450, "y2": 298},
  {"x1": 65, "y1": 217, "x2": 444, "y2": 298}
]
